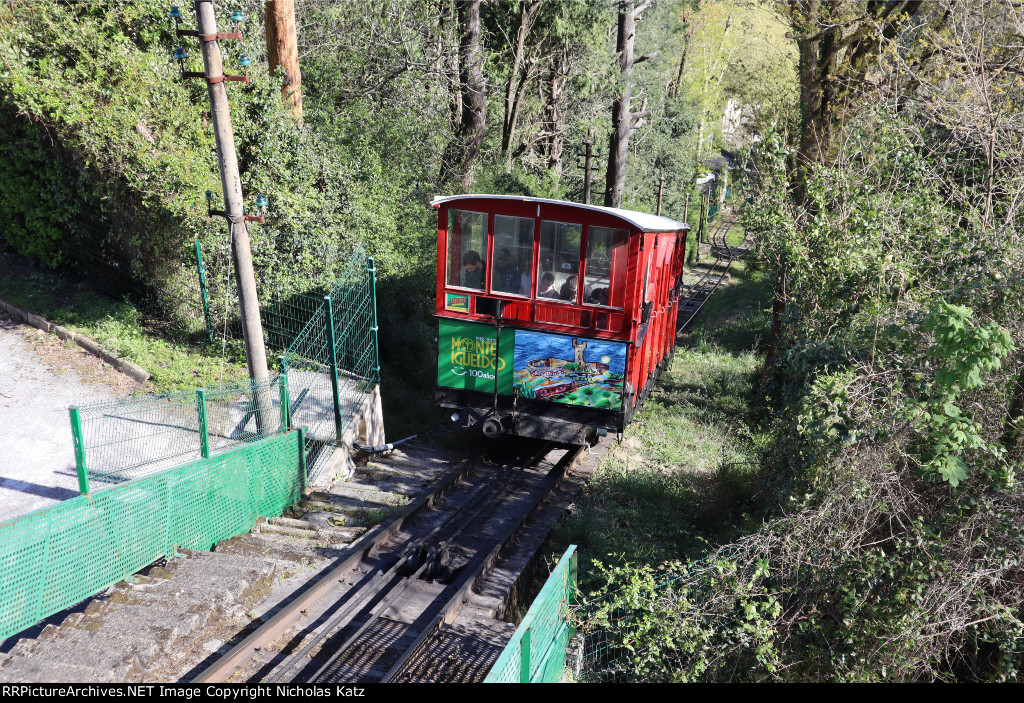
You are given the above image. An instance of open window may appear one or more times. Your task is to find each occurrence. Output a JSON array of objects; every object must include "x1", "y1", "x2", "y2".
[{"x1": 446, "y1": 210, "x2": 487, "y2": 290}]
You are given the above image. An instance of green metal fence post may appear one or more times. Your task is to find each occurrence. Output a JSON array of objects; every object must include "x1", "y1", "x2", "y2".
[
  {"x1": 69, "y1": 406, "x2": 90, "y2": 495},
  {"x1": 520, "y1": 626, "x2": 532, "y2": 683},
  {"x1": 367, "y1": 257, "x2": 381, "y2": 383},
  {"x1": 196, "y1": 389, "x2": 210, "y2": 458},
  {"x1": 566, "y1": 546, "x2": 579, "y2": 648},
  {"x1": 297, "y1": 426, "x2": 308, "y2": 490},
  {"x1": 278, "y1": 363, "x2": 291, "y2": 429},
  {"x1": 323, "y1": 295, "x2": 344, "y2": 442},
  {"x1": 567, "y1": 545, "x2": 578, "y2": 607},
  {"x1": 195, "y1": 239, "x2": 215, "y2": 344}
]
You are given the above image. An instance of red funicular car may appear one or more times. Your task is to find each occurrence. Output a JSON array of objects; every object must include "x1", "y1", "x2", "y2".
[{"x1": 433, "y1": 195, "x2": 690, "y2": 444}]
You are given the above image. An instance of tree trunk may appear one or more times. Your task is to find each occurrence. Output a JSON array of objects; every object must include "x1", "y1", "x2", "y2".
[
  {"x1": 501, "y1": 1, "x2": 540, "y2": 169},
  {"x1": 264, "y1": 0, "x2": 302, "y2": 121},
  {"x1": 669, "y1": 34, "x2": 688, "y2": 99},
  {"x1": 441, "y1": 0, "x2": 486, "y2": 190},
  {"x1": 440, "y1": 0, "x2": 462, "y2": 142},
  {"x1": 789, "y1": 1, "x2": 922, "y2": 205},
  {"x1": 605, "y1": 2, "x2": 639, "y2": 208},
  {"x1": 764, "y1": 1, "x2": 922, "y2": 373},
  {"x1": 542, "y1": 42, "x2": 569, "y2": 182}
]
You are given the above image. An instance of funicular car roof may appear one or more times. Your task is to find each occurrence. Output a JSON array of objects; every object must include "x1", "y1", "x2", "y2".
[{"x1": 431, "y1": 194, "x2": 690, "y2": 234}]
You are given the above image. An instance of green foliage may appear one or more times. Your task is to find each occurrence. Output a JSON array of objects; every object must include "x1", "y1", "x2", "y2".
[
  {"x1": 576, "y1": 33, "x2": 1024, "y2": 678},
  {"x1": 904, "y1": 302, "x2": 1014, "y2": 486},
  {"x1": 0, "y1": 1, "x2": 217, "y2": 276},
  {"x1": 582, "y1": 557, "x2": 782, "y2": 682}
]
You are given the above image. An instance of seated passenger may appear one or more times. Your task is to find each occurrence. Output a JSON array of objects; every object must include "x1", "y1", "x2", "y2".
[
  {"x1": 559, "y1": 274, "x2": 594, "y2": 303},
  {"x1": 462, "y1": 250, "x2": 484, "y2": 289},
  {"x1": 537, "y1": 272, "x2": 559, "y2": 298},
  {"x1": 591, "y1": 287, "x2": 609, "y2": 306},
  {"x1": 493, "y1": 248, "x2": 520, "y2": 294}
]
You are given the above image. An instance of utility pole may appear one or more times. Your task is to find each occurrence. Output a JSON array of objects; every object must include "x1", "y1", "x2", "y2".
[
  {"x1": 656, "y1": 173, "x2": 665, "y2": 216},
  {"x1": 193, "y1": 0, "x2": 270, "y2": 385},
  {"x1": 700, "y1": 191, "x2": 709, "y2": 243},
  {"x1": 583, "y1": 139, "x2": 594, "y2": 205}
]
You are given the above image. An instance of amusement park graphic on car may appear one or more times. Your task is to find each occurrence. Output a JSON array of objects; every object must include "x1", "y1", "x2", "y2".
[
  {"x1": 511, "y1": 330, "x2": 626, "y2": 410},
  {"x1": 438, "y1": 320, "x2": 627, "y2": 410}
]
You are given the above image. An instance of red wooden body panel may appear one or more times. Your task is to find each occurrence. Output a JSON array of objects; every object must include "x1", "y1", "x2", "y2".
[
  {"x1": 434, "y1": 195, "x2": 688, "y2": 420},
  {"x1": 435, "y1": 198, "x2": 649, "y2": 342}
]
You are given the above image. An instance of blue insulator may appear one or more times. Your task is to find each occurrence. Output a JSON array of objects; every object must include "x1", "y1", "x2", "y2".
[
  {"x1": 230, "y1": 10, "x2": 245, "y2": 23},
  {"x1": 173, "y1": 47, "x2": 188, "y2": 61},
  {"x1": 169, "y1": 6, "x2": 182, "y2": 19},
  {"x1": 255, "y1": 194, "x2": 268, "y2": 209},
  {"x1": 238, "y1": 53, "x2": 252, "y2": 68}
]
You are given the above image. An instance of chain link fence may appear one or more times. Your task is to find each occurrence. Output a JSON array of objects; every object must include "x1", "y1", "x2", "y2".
[{"x1": 68, "y1": 239, "x2": 379, "y2": 487}]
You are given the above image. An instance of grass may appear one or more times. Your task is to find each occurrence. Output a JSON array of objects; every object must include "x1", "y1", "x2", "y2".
[
  {"x1": 550, "y1": 254, "x2": 773, "y2": 590},
  {"x1": 0, "y1": 250, "x2": 250, "y2": 393},
  {"x1": 725, "y1": 221, "x2": 747, "y2": 248}
]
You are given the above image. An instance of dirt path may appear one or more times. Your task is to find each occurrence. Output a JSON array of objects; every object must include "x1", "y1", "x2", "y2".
[{"x1": 0, "y1": 312, "x2": 136, "y2": 522}]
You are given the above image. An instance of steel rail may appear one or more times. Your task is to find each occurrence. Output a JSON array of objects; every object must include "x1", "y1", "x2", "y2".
[
  {"x1": 268, "y1": 441, "x2": 555, "y2": 682},
  {"x1": 197, "y1": 440, "x2": 562, "y2": 683},
  {"x1": 378, "y1": 443, "x2": 588, "y2": 683},
  {"x1": 193, "y1": 449, "x2": 489, "y2": 682},
  {"x1": 677, "y1": 215, "x2": 742, "y2": 331}
]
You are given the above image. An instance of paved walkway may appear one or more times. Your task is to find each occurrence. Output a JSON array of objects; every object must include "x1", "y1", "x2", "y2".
[{"x1": 0, "y1": 314, "x2": 133, "y2": 522}]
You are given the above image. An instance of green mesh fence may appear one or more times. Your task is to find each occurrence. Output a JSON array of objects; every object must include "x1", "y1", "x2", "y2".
[
  {"x1": 0, "y1": 430, "x2": 304, "y2": 642},
  {"x1": 74, "y1": 376, "x2": 286, "y2": 487},
  {"x1": 261, "y1": 291, "x2": 327, "y2": 354},
  {"x1": 279, "y1": 245, "x2": 380, "y2": 480},
  {"x1": 189, "y1": 240, "x2": 357, "y2": 352},
  {"x1": 73, "y1": 245, "x2": 377, "y2": 491},
  {"x1": 485, "y1": 545, "x2": 578, "y2": 683},
  {"x1": 182, "y1": 243, "x2": 379, "y2": 480}
]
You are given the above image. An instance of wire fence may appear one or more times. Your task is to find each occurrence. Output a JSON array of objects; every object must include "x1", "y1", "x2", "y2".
[
  {"x1": 280, "y1": 244, "x2": 380, "y2": 480},
  {"x1": 192, "y1": 240, "x2": 362, "y2": 353},
  {"x1": 485, "y1": 546, "x2": 578, "y2": 683},
  {"x1": 0, "y1": 430, "x2": 304, "y2": 642},
  {"x1": 68, "y1": 238, "x2": 378, "y2": 488},
  {"x1": 73, "y1": 376, "x2": 286, "y2": 488}
]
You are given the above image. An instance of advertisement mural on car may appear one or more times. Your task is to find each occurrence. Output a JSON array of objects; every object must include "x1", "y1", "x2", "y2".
[
  {"x1": 511, "y1": 329, "x2": 626, "y2": 410},
  {"x1": 438, "y1": 320, "x2": 626, "y2": 411},
  {"x1": 437, "y1": 319, "x2": 514, "y2": 394}
]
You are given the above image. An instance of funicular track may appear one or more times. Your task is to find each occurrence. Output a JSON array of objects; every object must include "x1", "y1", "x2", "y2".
[
  {"x1": 677, "y1": 214, "x2": 746, "y2": 331},
  {"x1": 195, "y1": 438, "x2": 587, "y2": 683}
]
